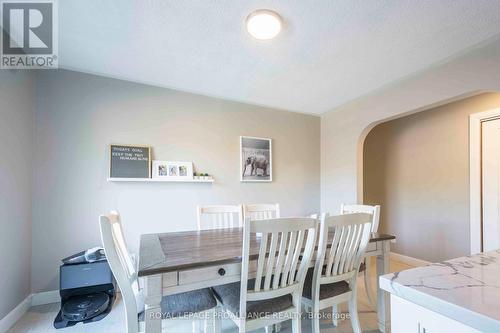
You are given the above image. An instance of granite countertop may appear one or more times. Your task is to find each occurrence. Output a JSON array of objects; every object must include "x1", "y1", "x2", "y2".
[{"x1": 380, "y1": 250, "x2": 500, "y2": 333}]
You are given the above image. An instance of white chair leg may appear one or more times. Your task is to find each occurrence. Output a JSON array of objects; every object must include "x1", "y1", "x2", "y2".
[
  {"x1": 192, "y1": 319, "x2": 200, "y2": 333},
  {"x1": 292, "y1": 294, "x2": 302, "y2": 333},
  {"x1": 348, "y1": 293, "x2": 362, "y2": 333},
  {"x1": 312, "y1": 306, "x2": 321, "y2": 333},
  {"x1": 213, "y1": 308, "x2": 221, "y2": 333},
  {"x1": 202, "y1": 308, "x2": 219, "y2": 333},
  {"x1": 364, "y1": 259, "x2": 377, "y2": 310},
  {"x1": 203, "y1": 318, "x2": 208, "y2": 333},
  {"x1": 292, "y1": 314, "x2": 301, "y2": 333},
  {"x1": 238, "y1": 318, "x2": 246, "y2": 333},
  {"x1": 332, "y1": 304, "x2": 338, "y2": 327},
  {"x1": 265, "y1": 326, "x2": 272, "y2": 333}
]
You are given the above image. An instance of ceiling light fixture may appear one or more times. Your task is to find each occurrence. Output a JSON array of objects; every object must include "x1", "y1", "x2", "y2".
[{"x1": 246, "y1": 9, "x2": 282, "y2": 40}]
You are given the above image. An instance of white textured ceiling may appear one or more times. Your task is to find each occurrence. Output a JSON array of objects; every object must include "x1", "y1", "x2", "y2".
[{"x1": 59, "y1": 1, "x2": 500, "y2": 114}]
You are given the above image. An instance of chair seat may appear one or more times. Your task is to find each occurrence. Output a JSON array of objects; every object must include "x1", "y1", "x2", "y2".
[
  {"x1": 138, "y1": 288, "x2": 217, "y2": 321},
  {"x1": 212, "y1": 279, "x2": 293, "y2": 319},
  {"x1": 302, "y1": 268, "x2": 351, "y2": 300}
]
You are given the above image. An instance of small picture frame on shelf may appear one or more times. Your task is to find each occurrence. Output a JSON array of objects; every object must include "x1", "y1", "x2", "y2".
[{"x1": 152, "y1": 161, "x2": 193, "y2": 180}]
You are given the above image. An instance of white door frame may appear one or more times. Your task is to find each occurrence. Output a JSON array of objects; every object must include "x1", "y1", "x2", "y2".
[{"x1": 469, "y1": 108, "x2": 500, "y2": 254}]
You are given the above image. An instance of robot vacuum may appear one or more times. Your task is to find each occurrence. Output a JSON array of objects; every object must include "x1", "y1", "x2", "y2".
[{"x1": 61, "y1": 293, "x2": 110, "y2": 322}]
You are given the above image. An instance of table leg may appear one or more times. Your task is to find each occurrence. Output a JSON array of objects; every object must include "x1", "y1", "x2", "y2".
[
  {"x1": 145, "y1": 274, "x2": 163, "y2": 333},
  {"x1": 376, "y1": 241, "x2": 391, "y2": 333}
]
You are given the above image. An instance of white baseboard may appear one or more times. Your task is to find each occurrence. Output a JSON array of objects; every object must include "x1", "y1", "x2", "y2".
[
  {"x1": 0, "y1": 295, "x2": 32, "y2": 333},
  {"x1": 0, "y1": 290, "x2": 59, "y2": 333},
  {"x1": 390, "y1": 252, "x2": 431, "y2": 267},
  {"x1": 31, "y1": 290, "x2": 59, "y2": 306}
]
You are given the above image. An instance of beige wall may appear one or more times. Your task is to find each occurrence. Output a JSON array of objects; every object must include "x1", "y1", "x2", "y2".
[
  {"x1": 364, "y1": 93, "x2": 500, "y2": 262},
  {"x1": 0, "y1": 71, "x2": 35, "y2": 318},
  {"x1": 32, "y1": 70, "x2": 321, "y2": 292},
  {"x1": 321, "y1": 38, "x2": 500, "y2": 215}
]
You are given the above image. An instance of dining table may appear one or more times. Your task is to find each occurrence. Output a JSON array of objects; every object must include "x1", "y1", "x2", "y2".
[{"x1": 138, "y1": 227, "x2": 396, "y2": 333}]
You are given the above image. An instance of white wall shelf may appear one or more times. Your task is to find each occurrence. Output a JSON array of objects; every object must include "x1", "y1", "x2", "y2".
[{"x1": 107, "y1": 177, "x2": 214, "y2": 183}]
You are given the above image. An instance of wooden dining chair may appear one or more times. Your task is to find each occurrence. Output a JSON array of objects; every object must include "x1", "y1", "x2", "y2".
[
  {"x1": 99, "y1": 211, "x2": 219, "y2": 333},
  {"x1": 341, "y1": 204, "x2": 380, "y2": 233},
  {"x1": 197, "y1": 205, "x2": 244, "y2": 230},
  {"x1": 243, "y1": 204, "x2": 282, "y2": 333},
  {"x1": 243, "y1": 203, "x2": 280, "y2": 220},
  {"x1": 302, "y1": 213, "x2": 373, "y2": 333},
  {"x1": 212, "y1": 217, "x2": 318, "y2": 333},
  {"x1": 341, "y1": 203, "x2": 380, "y2": 310}
]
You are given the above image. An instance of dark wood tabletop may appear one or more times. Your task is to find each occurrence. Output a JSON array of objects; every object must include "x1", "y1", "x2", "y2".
[{"x1": 138, "y1": 227, "x2": 396, "y2": 277}]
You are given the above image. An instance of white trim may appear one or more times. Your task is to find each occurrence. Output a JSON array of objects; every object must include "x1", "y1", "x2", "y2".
[
  {"x1": 0, "y1": 295, "x2": 32, "y2": 333},
  {"x1": 469, "y1": 108, "x2": 500, "y2": 255},
  {"x1": 31, "y1": 290, "x2": 60, "y2": 306},
  {"x1": 0, "y1": 290, "x2": 60, "y2": 333},
  {"x1": 390, "y1": 252, "x2": 431, "y2": 267}
]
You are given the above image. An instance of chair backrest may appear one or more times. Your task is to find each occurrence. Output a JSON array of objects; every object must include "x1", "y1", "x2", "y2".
[
  {"x1": 243, "y1": 203, "x2": 280, "y2": 220},
  {"x1": 197, "y1": 205, "x2": 243, "y2": 230},
  {"x1": 312, "y1": 213, "x2": 372, "y2": 291},
  {"x1": 341, "y1": 204, "x2": 380, "y2": 233},
  {"x1": 239, "y1": 217, "x2": 318, "y2": 318},
  {"x1": 99, "y1": 212, "x2": 140, "y2": 333}
]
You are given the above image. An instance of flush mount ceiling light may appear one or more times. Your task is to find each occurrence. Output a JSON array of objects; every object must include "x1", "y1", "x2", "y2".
[{"x1": 246, "y1": 9, "x2": 282, "y2": 40}]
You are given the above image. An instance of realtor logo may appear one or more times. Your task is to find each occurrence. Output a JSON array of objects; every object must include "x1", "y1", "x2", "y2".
[{"x1": 1, "y1": 0, "x2": 58, "y2": 69}]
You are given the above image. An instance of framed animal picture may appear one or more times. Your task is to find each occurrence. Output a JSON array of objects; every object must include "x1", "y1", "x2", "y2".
[{"x1": 240, "y1": 136, "x2": 272, "y2": 182}]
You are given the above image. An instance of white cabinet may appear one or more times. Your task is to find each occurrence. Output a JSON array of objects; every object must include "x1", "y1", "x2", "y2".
[{"x1": 391, "y1": 295, "x2": 481, "y2": 333}]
